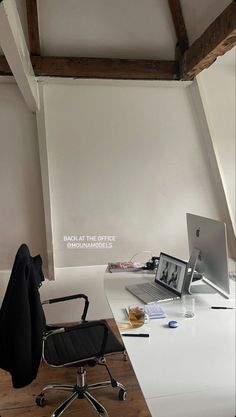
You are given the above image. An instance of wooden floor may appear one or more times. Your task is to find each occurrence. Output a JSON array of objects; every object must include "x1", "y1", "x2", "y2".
[{"x1": 0, "y1": 320, "x2": 151, "y2": 417}]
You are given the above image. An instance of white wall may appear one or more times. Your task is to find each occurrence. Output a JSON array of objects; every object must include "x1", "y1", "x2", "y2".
[
  {"x1": 0, "y1": 80, "x2": 234, "y2": 322},
  {"x1": 199, "y1": 53, "x2": 235, "y2": 234},
  {"x1": 42, "y1": 81, "x2": 225, "y2": 268},
  {"x1": 0, "y1": 82, "x2": 47, "y2": 271}
]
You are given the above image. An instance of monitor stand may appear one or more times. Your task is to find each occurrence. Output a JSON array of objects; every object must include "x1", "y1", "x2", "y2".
[
  {"x1": 183, "y1": 248, "x2": 217, "y2": 295},
  {"x1": 190, "y1": 284, "x2": 217, "y2": 294},
  {"x1": 183, "y1": 248, "x2": 229, "y2": 299}
]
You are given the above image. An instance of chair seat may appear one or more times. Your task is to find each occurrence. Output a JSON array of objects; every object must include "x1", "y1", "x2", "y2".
[{"x1": 44, "y1": 321, "x2": 124, "y2": 366}]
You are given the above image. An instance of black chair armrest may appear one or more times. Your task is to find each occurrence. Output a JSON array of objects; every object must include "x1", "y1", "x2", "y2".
[
  {"x1": 64, "y1": 320, "x2": 109, "y2": 358},
  {"x1": 42, "y1": 293, "x2": 89, "y2": 322},
  {"x1": 44, "y1": 327, "x2": 66, "y2": 338}
]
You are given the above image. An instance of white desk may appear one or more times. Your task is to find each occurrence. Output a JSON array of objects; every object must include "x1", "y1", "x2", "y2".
[{"x1": 104, "y1": 272, "x2": 235, "y2": 417}]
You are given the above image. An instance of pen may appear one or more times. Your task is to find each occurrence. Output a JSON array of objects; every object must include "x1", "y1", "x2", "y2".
[
  {"x1": 121, "y1": 333, "x2": 149, "y2": 337},
  {"x1": 211, "y1": 306, "x2": 234, "y2": 309}
]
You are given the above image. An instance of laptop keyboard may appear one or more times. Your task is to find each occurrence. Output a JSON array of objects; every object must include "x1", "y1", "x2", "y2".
[
  {"x1": 138, "y1": 283, "x2": 172, "y2": 300},
  {"x1": 127, "y1": 282, "x2": 178, "y2": 303}
]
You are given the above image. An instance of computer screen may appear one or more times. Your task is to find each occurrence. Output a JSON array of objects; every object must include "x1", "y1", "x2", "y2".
[
  {"x1": 155, "y1": 252, "x2": 187, "y2": 295},
  {"x1": 186, "y1": 213, "x2": 230, "y2": 297}
]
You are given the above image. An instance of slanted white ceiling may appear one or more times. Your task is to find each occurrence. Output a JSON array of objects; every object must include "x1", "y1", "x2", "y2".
[
  {"x1": 36, "y1": 0, "x2": 233, "y2": 60},
  {"x1": 0, "y1": 0, "x2": 234, "y2": 63},
  {"x1": 181, "y1": 0, "x2": 232, "y2": 44},
  {"x1": 37, "y1": 0, "x2": 176, "y2": 59}
]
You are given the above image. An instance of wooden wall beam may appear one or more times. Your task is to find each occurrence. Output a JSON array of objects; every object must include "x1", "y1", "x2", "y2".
[
  {"x1": 181, "y1": 1, "x2": 236, "y2": 80},
  {"x1": 31, "y1": 56, "x2": 179, "y2": 80},
  {"x1": 25, "y1": 0, "x2": 40, "y2": 55},
  {"x1": 168, "y1": 0, "x2": 189, "y2": 54}
]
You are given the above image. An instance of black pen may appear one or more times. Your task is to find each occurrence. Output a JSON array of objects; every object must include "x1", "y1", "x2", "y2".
[
  {"x1": 121, "y1": 333, "x2": 149, "y2": 337},
  {"x1": 211, "y1": 306, "x2": 234, "y2": 309}
]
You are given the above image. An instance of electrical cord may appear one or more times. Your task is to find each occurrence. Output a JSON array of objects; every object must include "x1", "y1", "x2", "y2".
[
  {"x1": 129, "y1": 251, "x2": 159, "y2": 271},
  {"x1": 129, "y1": 250, "x2": 153, "y2": 263}
]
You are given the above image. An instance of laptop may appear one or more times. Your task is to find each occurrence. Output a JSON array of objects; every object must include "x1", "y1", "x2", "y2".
[{"x1": 126, "y1": 252, "x2": 187, "y2": 304}]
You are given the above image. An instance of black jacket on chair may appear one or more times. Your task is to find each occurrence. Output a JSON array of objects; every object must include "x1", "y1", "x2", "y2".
[{"x1": 0, "y1": 244, "x2": 46, "y2": 388}]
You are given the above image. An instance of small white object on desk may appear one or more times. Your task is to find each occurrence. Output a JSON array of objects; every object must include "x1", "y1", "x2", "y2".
[{"x1": 144, "y1": 303, "x2": 166, "y2": 319}]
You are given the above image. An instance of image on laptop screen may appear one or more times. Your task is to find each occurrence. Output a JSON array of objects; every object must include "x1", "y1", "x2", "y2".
[{"x1": 155, "y1": 253, "x2": 187, "y2": 294}]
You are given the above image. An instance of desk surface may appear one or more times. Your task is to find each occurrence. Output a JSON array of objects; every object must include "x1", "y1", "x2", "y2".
[{"x1": 104, "y1": 272, "x2": 235, "y2": 417}]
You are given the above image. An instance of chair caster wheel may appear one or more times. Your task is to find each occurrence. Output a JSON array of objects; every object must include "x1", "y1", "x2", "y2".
[
  {"x1": 118, "y1": 388, "x2": 126, "y2": 401},
  {"x1": 35, "y1": 393, "x2": 45, "y2": 407}
]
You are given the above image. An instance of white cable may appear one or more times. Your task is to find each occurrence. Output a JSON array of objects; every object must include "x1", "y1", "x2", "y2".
[{"x1": 129, "y1": 250, "x2": 153, "y2": 263}]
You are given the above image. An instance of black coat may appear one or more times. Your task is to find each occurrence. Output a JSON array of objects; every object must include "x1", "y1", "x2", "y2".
[{"x1": 0, "y1": 244, "x2": 46, "y2": 388}]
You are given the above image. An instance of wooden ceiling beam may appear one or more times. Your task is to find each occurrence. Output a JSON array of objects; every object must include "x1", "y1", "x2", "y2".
[
  {"x1": 31, "y1": 56, "x2": 179, "y2": 80},
  {"x1": 25, "y1": 0, "x2": 40, "y2": 55},
  {"x1": 0, "y1": 55, "x2": 179, "y2": 80},
  {"x1": 168, "y1": 0, "x2": 189, "y2": 54},
  {"x1": 181, "y1": 1, "x2": 236, "y2": 80}
]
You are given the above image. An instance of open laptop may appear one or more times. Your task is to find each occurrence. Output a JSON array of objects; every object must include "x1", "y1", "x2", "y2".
[{"x1": 126, "y1": 252, "x2": 187, "y2": 304}]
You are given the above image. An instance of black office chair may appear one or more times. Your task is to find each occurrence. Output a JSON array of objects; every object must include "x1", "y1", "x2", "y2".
[
  {"x1": 0, "y1": 244, "x2": 126, "y2": 417},
  {"x1": 38, "y1": 294, "x2": 126, "y2": 417}
]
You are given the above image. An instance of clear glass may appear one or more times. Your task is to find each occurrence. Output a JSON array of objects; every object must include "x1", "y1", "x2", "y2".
[{"x1": 182, "y1": 295, "x2": 195, "y2": 318}]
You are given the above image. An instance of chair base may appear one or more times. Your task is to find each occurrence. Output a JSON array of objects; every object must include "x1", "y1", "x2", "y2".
[{"x1": 36, "y1": 363, "x2": 126, "y2": 417}]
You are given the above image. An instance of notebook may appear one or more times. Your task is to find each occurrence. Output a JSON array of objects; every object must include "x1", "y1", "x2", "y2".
[{"x1": 126, "y1": 252, "x2": 187, "y2": 304}]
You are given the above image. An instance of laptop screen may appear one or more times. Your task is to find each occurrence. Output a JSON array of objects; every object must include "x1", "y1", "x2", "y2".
[{"x1": 155, "y1": 252, "x2": 187, "y2": 295}]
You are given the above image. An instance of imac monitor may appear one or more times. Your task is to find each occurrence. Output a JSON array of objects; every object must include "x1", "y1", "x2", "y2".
[{"x1": 186, "y1": 213, "x2": 230, "y2": 298}]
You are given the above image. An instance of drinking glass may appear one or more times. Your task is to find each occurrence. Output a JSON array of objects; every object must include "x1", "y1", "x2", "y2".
[
  {"x1": 128, "y1": 305, "x2": 146, "y2": 328},
  {"x1": 182, "y1": 295, "x2": 195, "y2": 318}
]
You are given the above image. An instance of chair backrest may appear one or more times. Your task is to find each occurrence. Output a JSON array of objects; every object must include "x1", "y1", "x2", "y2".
[{"x1": 0, "y1": 244, "x2": 46, "y2": 388}]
